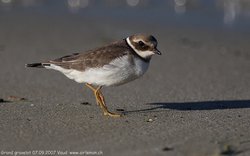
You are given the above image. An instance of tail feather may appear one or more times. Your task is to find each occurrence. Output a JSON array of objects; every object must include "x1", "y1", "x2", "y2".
[{"x1": 25, "y1": 63, "x2": 50, "y2": 68}]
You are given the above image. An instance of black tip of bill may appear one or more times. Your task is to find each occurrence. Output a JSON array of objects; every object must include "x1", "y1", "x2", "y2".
[{"x1": 154, "y1": 48, "x2": 162, "y2": 55}]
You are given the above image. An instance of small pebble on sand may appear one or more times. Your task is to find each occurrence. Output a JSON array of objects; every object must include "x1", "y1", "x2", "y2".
[
  {"x1": 162, "y1": 146, "x2": 174, "y2": 151},
  {"x1": 7, "y1": 96, "x2": 27, "y2": 102},
  {"x1": 81, "y1": 102, "x2": 91, "y2": 105},
  {"x1": 147, "y1": 118, "x2": 153, "y2": 122}
]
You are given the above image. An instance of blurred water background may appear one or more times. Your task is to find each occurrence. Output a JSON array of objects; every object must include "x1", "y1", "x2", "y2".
[{"x1": 0, "y1": 0, "x2": 250, "y2": 33}]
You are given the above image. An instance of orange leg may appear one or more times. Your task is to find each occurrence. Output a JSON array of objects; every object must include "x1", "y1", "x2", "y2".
[
  {"x1": 85, "y1": 83, "x2": 102, "y2": 106},
  {"x1": 85, "y1": 83, "x2": 121, "y2": 117}
]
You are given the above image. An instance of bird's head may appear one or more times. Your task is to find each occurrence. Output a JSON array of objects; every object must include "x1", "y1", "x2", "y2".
[{"x1": 126, "y1": 34, "x2": 161, "y2": 60}]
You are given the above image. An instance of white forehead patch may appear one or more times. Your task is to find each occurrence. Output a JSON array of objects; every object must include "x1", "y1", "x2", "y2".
[
  {"x1": 133, "y1": 38, "x2": 143, "y2": 42},
  {"x1": 126, "y1": 37, "x2": 155, "y2": 59}
]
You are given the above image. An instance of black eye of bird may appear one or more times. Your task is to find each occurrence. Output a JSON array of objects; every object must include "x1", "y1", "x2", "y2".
[{"x1": 138, "y1": 41, "x2": 145, "y2": 47}]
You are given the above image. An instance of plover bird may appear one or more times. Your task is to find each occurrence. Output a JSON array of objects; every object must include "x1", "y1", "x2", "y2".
[{"x1": 26, "y1": 34, "x2": 161, "y2": 117}]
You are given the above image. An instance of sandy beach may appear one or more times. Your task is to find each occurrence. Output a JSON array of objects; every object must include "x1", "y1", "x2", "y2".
[{"x1": 0, "y1": 2, "x2": 250, "y2": 156}]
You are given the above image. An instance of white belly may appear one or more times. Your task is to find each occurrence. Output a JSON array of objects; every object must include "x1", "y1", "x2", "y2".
[{"x1": 47, "y1": 55, "x2": 149, "y2": 86}]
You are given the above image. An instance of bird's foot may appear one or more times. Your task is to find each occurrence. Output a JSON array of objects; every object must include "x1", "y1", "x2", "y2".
[{"x1": 104, "y1": 111, "x2": 122, "y2": 118}]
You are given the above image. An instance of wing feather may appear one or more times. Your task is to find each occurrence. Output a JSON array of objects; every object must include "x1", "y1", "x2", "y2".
[{"x1": 47, "y1": 40, "x2": 129, "y2": 71}]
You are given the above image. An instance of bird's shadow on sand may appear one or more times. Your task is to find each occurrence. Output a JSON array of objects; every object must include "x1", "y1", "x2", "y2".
[{"x1": 123, "y1": 100, "x2": 250, "y2": 114}]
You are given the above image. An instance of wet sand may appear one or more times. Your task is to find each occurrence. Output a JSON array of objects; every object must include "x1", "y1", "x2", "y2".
[{"x1": 0, "y1": 13, "x2": 250, "y2": 156}]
